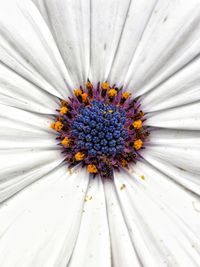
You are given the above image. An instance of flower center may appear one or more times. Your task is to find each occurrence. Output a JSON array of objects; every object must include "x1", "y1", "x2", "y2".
[
  {"x1": 72, "y1": 100, "x2": 128, "y2": 157},
  {"x1": 50, "y1": 81, "x2": 149, "y2": 178}
]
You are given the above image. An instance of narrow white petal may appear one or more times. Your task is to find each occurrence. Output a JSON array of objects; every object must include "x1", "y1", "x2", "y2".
[
  {"x1": 108, "y1": 0, "x2": 157, "y2": 86},
  {"x1": 142, "y1": 56, "x2": 200, "y2": 112},
  {"x1": 0, "y1": 104, "x2": 54, "y2": 133},
  {"x1": 0, "y1": 104, "x2": 62, "y2": 201},
  {"x1": 114, "y1": 168, "x2": 200, "y2": 267},
  {"x1": 33, "y1": 0, "x2": 91, "y2": 87},
  {"x1": 0, "y1": 166, "x2": 89, "y2": 267},
  {"x1": 69, "y1": 177, "x2": 111, "y2": 267},
  {"x1": 0, "y1": 0, "x2": 72, "y2": 99},
  {"x1": 146, "y1": 102, "x2": 200, "y2": 130},
  {"x1": 125, "y1": 0, "x2": 200, "y2": 96},
  {"x1": 89, "y1": 0, "x2": 131, "y2": 84},
  {"x1": 104, "y1": 179, "x2": 142, "y2": 267},
  {"x1": 0, "y1": 63, "x2": 59, "y2": 114}
]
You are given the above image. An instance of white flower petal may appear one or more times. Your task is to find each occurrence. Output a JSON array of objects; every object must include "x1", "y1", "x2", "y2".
[
  {"x1": 69, "y1": 177, "x2": 111, "y2": 267},
  {"x1": 0, "y1": 63, "x2": 59, "y2": 114},
  {"x1": 0, "y1": 0, "x2": 72, "y2": 99},
  {"x1": 143, "y1": 152, "x2": 200, "y2": 196},
  {"x1": 104, "y1": 179, "x2": 142, "y2": 267},
  {"x1": 143, "y1": 145, "x2": 200, "y2": 174},
  {"x1": 0, "y1": 104, "x2": 62, "y2": 202},
  {"x1": 114, "y1": 168, "x2": 200, "y2": 267},
  {"x1": 0, "y1": 166, "x2": 89, "y2": 267},
  {"x1": 142, "y1": 56, "x2": 200, "y2": 112},
  {"x1": 146, "y1": 102, "x2": 200, "y2": 130},
  {"x1": 89, "y1": 0, "x2": 132, "y2": 83},
  {"x1": 33, "y1": 0, "x2": 91, "y2": 87},
  {"x1": 0, "y1": 104, "x2": 54, "y2": 133},
  {"x1": 125, "y1": 0, "x2": 200, "y2": 96},
  {"x1": 107, "y1": 0, "x2": 157, "y2": 86}
]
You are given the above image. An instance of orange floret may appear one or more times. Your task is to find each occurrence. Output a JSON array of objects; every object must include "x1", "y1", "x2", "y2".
[
  {"x1": 60, "y1": 106, "x2": 68, "y2": 115},
  {"x1": 61, "y1": 137, "x2": 71, "y2": 147},
  {"x1": 74, "y1": 88, "x2": 82, "y2": 97},
  {"x1": 75, "y1": 152, "x2": 85, "y2": 161},
  {"x1": 134, "y1": 139, "x2": 143, "y2": 150},
  {"x1": 133, "y1": 120, "x2": 142, "y2": 129},
  {"x1": 122, "y1": 91, "x2": 131, "y2": 99},
  {"x1": 101, "y1": 82, "x2": 109, "y2": 90},
  {"x1": 87, "y1": 164, "x2": 98, "y2": 173},
  {"x1": 108, "y1": 89, "x2": 117, "y2": 97}
]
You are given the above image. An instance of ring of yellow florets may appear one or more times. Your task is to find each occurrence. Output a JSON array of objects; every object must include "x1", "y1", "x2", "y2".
[{"x1": 51, "y1": 80, "x2": 149, "y2": 179}]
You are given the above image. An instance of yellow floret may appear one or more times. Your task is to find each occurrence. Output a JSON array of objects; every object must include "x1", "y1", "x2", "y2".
[
  {"x1": 87, "y1": 164, "x2": 98, "y2": 173},
  {"x1": 133, "y1": 120, "x2": 142, "y2": 129},
  {"x1": 108, "y1": 89, "x2": 117, "y2": 97},
  {"x1": 101, "y1": 82, "x2": 109, "y2": 90},
  {"x1": 81, "y1": 93, "x2": 88, "y2": 102},
  {"x1": 134, "y1": 139, "x2": 143, "y2": 150},
  {"x1": 74, "y1": 88, "x2": 82, "y2": 97},
  {"x1": 122, "y1": 91, "x2": 131, "y2": 99},
  {"x1": 61, "y1": 137, "x2": 70, "y2": 147},
  {"x1": 54, "y1": 121, "x2": 63, "y2": 131},
  {"x1": 60, "y1": 106, "x2": 68, "y2": 115},
  {"x1": 75, "y1": 152, "x2": 85, "y2": 161}
]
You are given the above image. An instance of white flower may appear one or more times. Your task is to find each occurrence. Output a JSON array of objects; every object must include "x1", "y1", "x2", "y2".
[{"x1": 0, "y1": 0, "x2": 200, "y2": 266}]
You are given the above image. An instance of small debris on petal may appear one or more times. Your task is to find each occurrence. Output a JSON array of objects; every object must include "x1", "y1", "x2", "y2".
[{"x1": 120, "y1": 184, "x2": 126, "y2": 190}]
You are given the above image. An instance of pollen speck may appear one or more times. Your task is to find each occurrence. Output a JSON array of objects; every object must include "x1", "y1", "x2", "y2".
[{"x1": 120, "y1": 184, "x2": 126, "y2": 190}]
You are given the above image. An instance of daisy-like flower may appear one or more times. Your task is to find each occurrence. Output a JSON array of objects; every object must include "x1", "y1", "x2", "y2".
[{"x1": 0, "y1": 0, "x2": 200, "y2": 266}]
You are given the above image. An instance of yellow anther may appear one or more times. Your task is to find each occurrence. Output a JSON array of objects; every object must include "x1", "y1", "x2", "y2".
[
  {"x1": 101, "y1": 82, "x2": 109, "y2": 90},
  {"x1": 61, "y1": 137, "x2": 70, "y2": 147},
  {"x1": 54, "y1": 121, "x2": 63, "y2": 131},
  {"x1": 87, "y1": 164, "x2": 98, "y2": 173},
  {"x1": 86, "y1": 81, "x2": 93, "y2": 90},
  {"x1": 81, "y1": 93, "x2": 88, "y2": 102},
  {"x1": 108, "y1": 89, "x2": 117, "y2": 97},
  {"x1": 121, "y1": 159, "x2": 128, "y2": 167},
  {"x1": 75, "y1": 152, "x2": 85, "y2": 161},
  {"x1": 133, "y1": 120, "x2": 142, "y2": 129},
  {"x1": 122, "y1": 91, "x2": 131, "y2": 99},
  {"x1": 50, "y1": 122, "x2": 55, "y2": 129},
  {"x1": 103, "y1": 111, "x2": 107, "y2": 114},
  {"x1": 60, "y1": 106, "x2": 68, "y2": 115},
  {"x1": 108, "y1": 109, "x2": 113, "y2": 113},
  {"x1": 74, "y1": 88, "x2": 82, "y2": 97},
  {"x1": 134, "y1": 139, "x2": 143, "y2": 150}
]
